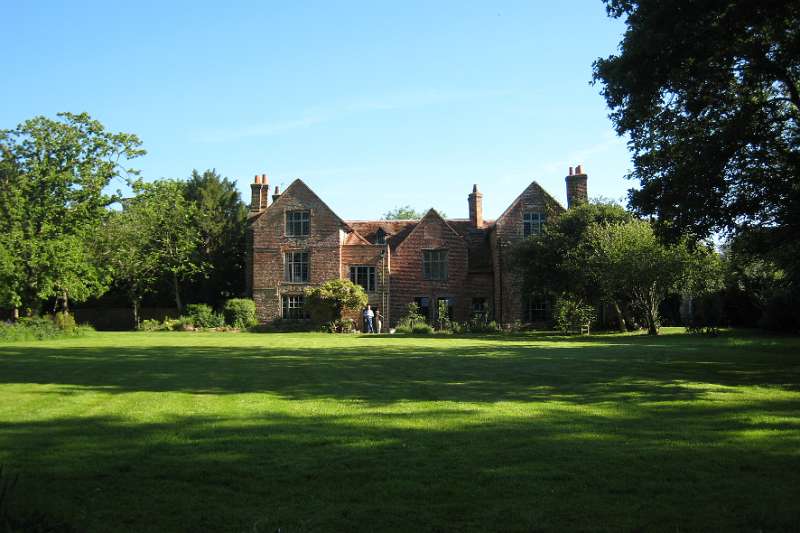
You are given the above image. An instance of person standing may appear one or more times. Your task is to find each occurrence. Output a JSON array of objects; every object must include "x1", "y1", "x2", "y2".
[
  {"x1": 375, "y1": 308, "x2": 383, "y2": 334},
  {"x1": 363, "y1": 305, "x2": 375, "y2": 333}
]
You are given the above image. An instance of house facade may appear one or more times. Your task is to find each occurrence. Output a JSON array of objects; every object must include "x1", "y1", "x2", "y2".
[{"x1": 246, "y1": 167, "x2": 588, "y2": 326}]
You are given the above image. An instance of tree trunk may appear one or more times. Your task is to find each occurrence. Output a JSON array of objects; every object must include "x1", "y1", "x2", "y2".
[
  {"x1": 612, "y1": 301, "x2": 627, "y2": 332},
  {"x1": 646, "y1": 298, "x2": 659, "y2": 335},
  {"x1": 63, "y1": 290, "x2": 69, "y2": 313},
  {"x1": 11, "y1": 307, "x2": 18, "y2": 321},
  {"x1": 622, "y1": 303, "x2": 636, "y2": 331},
  {"x1": 172, "y1": 272, "x2": 183, "y2": 314},
  {"x1": 133, "y1": 299, "x2": 140, "y2": 330}
]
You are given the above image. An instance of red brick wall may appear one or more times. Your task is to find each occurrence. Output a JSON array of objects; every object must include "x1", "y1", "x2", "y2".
[
  {"x1": 249, "y1": 180, "x2": 344, "y2": 322},
  {"x1": 492, "y1": 182, "x2": 564, "y2": 324},
  {"x1": 388, "y1": 213, "x2": 475, "y2": 326},
  {"x1": 248, "y1": 178, "x2": 571, "y2": 327},
  {"x1": 341, "y1": 244, "x2": 390, "y2": 326}
]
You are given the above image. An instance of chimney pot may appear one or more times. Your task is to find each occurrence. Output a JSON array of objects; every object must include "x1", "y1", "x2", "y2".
[
  {"x1": 261, "y1": 173, "x2": 268, "y2": 184},
  {"x1": 250, "y1": 174, "x2": 268, "y2": 211},
  {"x1": 468, "y1": 184, "x2": 484, "y2": 228},
  {"x1": 565, "y1": 166, "x2": 588, "y2": 208}
]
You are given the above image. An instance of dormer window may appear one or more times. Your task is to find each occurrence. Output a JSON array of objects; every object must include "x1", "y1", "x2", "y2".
[
  {"x1": 523, "y1": 212, "x2": 544, "y2": 237},
  {"x1": 286, "y1": 210, "x2": 310, "y2": 237},
  {"x1": 375, "y1": 228, "x2": 386, "y2": 245}
]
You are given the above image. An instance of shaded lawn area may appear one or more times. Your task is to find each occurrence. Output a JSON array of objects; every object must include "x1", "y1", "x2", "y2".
[{"x1": 0, "y1": 329, "x2": 799, "y2": 532}]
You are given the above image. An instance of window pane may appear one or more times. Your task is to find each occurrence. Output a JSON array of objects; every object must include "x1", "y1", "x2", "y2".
[
  {"x1": 349, "y1": 266, "x2": 375, "y2": 292},
  {"x1": 286, "y1": 211, "x2": 310, "y2": 236},
  {"x1": 285, "y1": 251, "x2": 309, "y2": 282},
  {"x1": 282, "y1": 294, "x2": 307, "y2": 319},
  {"x1": 423, "y1": 250, "x2": 448, "y2": 280}
]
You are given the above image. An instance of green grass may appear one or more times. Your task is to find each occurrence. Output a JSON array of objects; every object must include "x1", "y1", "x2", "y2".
[{"x1": 0, "y1": 329, "x2": 799, "y2": 532}]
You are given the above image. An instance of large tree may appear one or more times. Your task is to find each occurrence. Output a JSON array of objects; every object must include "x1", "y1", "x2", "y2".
[
  {"x1": 511, "y1": 201, "x2": 634, "y2": 330},
  {"x1": 0, "y1": 113, "x2": 144, "y2": 316},
  {"x1": 593, "y1": 1, "x2": 800, "y2": 275},
  {"x1": 125, "y1": 179, "x2": 206, "y2": 314},
  {"x1": 183, "y1": 169, "x2": 248, "y2": 306},
  {"x1": 577, "y1": 220, "x2": 721, "y2": 335}
]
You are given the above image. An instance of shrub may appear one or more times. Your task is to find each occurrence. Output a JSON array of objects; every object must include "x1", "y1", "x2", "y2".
[
  {"x1": 0, "y1": 315, "x2": 93, "y2": 342},
  {"x1": 185, "y1": 304, "x2": 225, "y2": 329},
  {"x1": 53, "y1": 311, "x2": 76, "y2": 331},
  {"x1": 459, "y1": 319, "x2": 502, "y2": 334},
  {"x1": 553, "y1": 296, "x2": 596, "y2": 335},
  {"x1": 323, "y1": 318, "x2": 356, "y2": 333},
  {"x1": 396, "y1": 302, "x2": 427, "y2": 333},
  {"x1": 223, "y1": 299, "x2": 258, "y2": 329},
  {"x1": 139, "y1": 318, "x2": 167, "y2": 332},
  {"x1": 305, "y1": 279, "x2": 368, "y2": 324},
  {"x1": 171, "y1": 316, "x2": 196, "y2": 331},
  {"x1": 411, "y1": 323, "x2": 434, "y2": 334}
]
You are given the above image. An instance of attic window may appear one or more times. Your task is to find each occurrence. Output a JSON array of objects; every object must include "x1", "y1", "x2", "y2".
[
  {"x1": 286, "y1": 210, "x2": 310, "y2": 237},
  {"x1": 375, "y1": 228, "x2": 386, "y2": 245},
  {"x1": 523, "y1": 212, "x2": 544, "y2": 237}
]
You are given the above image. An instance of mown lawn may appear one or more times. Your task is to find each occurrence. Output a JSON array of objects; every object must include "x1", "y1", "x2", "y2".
[{"x1": 0, "y1": 329, "x2": 798, "y2": 532}]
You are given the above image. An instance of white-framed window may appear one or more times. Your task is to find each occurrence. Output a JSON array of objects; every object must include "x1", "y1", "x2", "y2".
[
  {"x1": 285, "y1": 210, "x2": 310, "y2": 237},
  {"x1": 284, "y1": 251, "x2": 309, "y2": 282},
  {"x1": 349, "y1": 265, "x2": 376, "y2": 292},
  {"x1": 523, "y1": 212, "x2": 544, "y2": 237},
  {"x1": 423, "y1": 249, "x2": 448, "y2": 280},
  {"x1": 282, "y1": 294, "x2": 307, "y2": 319}
]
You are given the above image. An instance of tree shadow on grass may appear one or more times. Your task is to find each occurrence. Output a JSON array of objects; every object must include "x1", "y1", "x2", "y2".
[
  {"x1": 1, "y1": 333, "x2": 799, "y2": 531},
  {"x1": 0, "y1": 334, "x2": 798, "y2": 403},
  {"x1": 1, "y1": 402, "x2": 799, "y2": 532}
]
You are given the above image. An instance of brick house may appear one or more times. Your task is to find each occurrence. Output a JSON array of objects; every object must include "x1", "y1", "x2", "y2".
[{"x1": 246, "y1": 167, "x2": 588, "y2": 326}]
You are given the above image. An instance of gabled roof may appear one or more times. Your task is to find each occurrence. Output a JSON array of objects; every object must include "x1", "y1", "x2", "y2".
[
  {"x1": 395, "y1": 209, "x2": 463, "y2": 251},
  {"x1": 251, "y1": 179, "x2": 368, "y2": 241},
  {"x1": 495, "y1": 180, "x2": 565, "y2": 224}
]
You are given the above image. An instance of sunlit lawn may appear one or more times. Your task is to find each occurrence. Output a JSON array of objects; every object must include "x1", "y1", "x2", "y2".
[{"x1": 0, "y1": 328, "x2": 799, "y2": 532}]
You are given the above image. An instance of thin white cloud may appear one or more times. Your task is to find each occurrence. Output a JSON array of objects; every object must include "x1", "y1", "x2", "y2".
[{"x1": 196, "y1": 88, "x2": 515, "y2": 143}]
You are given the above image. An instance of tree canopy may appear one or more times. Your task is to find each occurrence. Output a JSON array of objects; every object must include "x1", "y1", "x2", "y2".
[
  {"x1": 0, "y1": 112, "x2": 144, "y2": 314},
  {"x1": 183, "y1": 169, "x2": 248, "y2": 306},
  {"x1": 512, "y1": 201, "x2": 722, "y2": 334},
  {"x1": 382, "y1": 205, "x2": 447, "y2": 220},
  {"x1": 593, "y1": 1, "x2": 800, "y2": 271}
]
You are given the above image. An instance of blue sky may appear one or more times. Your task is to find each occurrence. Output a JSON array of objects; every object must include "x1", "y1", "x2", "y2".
[{"x1": 2, "y1": 0, "x2": 631, "y2": 220}]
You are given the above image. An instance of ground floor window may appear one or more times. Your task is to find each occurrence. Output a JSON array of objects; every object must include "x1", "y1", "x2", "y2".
[
  {"x1": 282, "y1": 294, "x2": 308, "y2": 319},
  {"x1": 437, "y1": 297, "x2": 454, "y2": 320},
  {"x1": 472, "y1": 297, "x2": 488, "y2": 320},
  {"x1": 414, "y1": 297, "x2": 430, "y2": 320},
  {"x1": 526, "y1": 298, "x2": 549, "y2": 322},
  {"x1": 349, "y1": 265, "x2": 376, "y2": 292}
]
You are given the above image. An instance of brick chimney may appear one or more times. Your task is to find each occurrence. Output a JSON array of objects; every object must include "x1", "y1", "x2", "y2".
[
  {"x1": 468, "y1": 184, "x2": 483, "y2": 228},
  {"x1": 250, "y1": 173, "x2": 269, "y2": 212},
  {"x1": 272, "y1": 185, "x2": 282, "y2": 203},
  {"x1": 565, "y1": 165, "x2": 588, "y2": 208}
]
